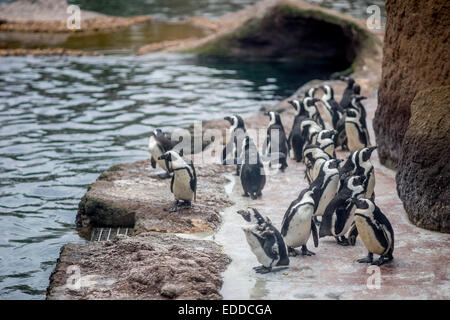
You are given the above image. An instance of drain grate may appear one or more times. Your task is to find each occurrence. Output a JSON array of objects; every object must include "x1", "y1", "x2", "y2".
[{"x1": 90, "y1": 227, "x2": 130, "y2": 242}]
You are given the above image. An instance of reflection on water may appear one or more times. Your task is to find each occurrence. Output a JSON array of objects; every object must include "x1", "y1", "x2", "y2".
[
  {"x1": 0, "y1": 21, "x2": 207, "y2": 53},
  {"x1": 0, "y1": 53, "x2": 335, "y2": 299}
]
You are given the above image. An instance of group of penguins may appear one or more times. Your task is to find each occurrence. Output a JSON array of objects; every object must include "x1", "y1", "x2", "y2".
[{"x1": 148, "y1": 76, "x2": 395, "y2": 274}]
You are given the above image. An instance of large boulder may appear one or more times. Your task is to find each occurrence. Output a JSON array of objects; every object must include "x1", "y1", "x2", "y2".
[
  {"x1": 374, "y1": 0, "x2": 450, "y2": 168},
  {"x1": 396, "y1": 86, "x2": 450, "y2": 233}
]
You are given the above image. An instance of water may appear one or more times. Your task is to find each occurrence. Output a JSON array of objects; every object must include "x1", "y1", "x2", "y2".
[{"x1": 0, "y1": 53, "x2": 336, "y2": 299}]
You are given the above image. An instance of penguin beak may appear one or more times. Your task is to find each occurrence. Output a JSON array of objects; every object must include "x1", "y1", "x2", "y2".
[
  {"x1": 224, "y1": 116, "x2": 232, "y2": 124},
  {"x1": 264, "y1": 111, "x2": 270, "y2": 116},
  {"x1": 237, "y1": 210, "x2": 251, "y2": 222},
  {"x1": 347, "y1": 198, "x2": 359, "y2": 206},
  {"x1": 312, "y1": 98, "x2": 321, "y2": 103},
  {"x1": 157, "y1": 154, "x2": 168, "y2": 161},
  {"x1": 367, "y1": 146, "x2": 377, "y2": 155},
  {"x1": 358, "y1": 96, "x2": 367, "y2": 101}
]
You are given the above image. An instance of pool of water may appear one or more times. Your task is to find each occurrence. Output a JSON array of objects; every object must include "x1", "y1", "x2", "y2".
[{"x1": 0, "y1": 53, "x2": 336, "y2": 299}]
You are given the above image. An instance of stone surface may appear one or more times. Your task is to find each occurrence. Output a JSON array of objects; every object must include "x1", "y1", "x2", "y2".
[
  {"x1": 76, "y1": 159, "x2": 232, "y2": 234},
  {"x1": 46, "y1": 232, "x2": 231, "y2": 300},
  {"x1": 396, "y1": 86, "x2": 450, "y2": 233},
  {"x1": 374, "y1": 0, "x2": 450, "y2": 168}
]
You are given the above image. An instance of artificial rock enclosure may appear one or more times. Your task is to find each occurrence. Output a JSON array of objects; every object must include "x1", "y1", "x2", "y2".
[
  {"x1": 374, "y1": 0, "x2": 450, "y2": 232},
  {"x1": 8, "y1": 0, "x2": 440, "y2": 299}
]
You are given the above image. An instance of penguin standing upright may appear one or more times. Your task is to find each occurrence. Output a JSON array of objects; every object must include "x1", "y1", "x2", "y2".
[
  {"x1": 263, "y1": 111, "x2": 289, "y2": 171},
  {"x1": 222, "y1": 115, "x2": 246, "y2": 176},
  {"x1": 158, "y1": 150, "x2": 197, "y2": 212},
  {"x1": 339, "y1": 147, "x2": 377, "y2": 199},
  {"x1": 281, "y1": 187, "x2": 319, "y2": 256},
  {"x1": 339, "y1": 76, "x2": 356, "y2": 110},
  {"x1": 239, "y1": 136, "x2": 266, "y2": 199},
  {"x1": 345, "y1": 97, "x2": 370, "y2": 151},
  {"x1": 242, "y1": 217, "x2": 290, "y2": 274},
  {"x1": 350, "y1": 198, "x2": 394, "y2": 266},
  {"x1": 319, "y1": 175, "x2": 366, "y2": 245},
  {"x1": 148, "y1": 129, "x2": 179, "y2": 178},
  {"x1": 287, "y1": 99, "x2": 308, "y2": 162},
  {"x1": 310, "y1": 159, "x2": 341, "y2": 218},
  {"x1": 320, "y1": 85, "x2": 344, "y2": 129}
]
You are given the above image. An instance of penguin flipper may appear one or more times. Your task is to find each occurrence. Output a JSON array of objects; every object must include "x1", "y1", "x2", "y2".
[
  {"x1": 348, "y1": 222, "x2": 358, "y2": 246},
  {"x1": 150, "y1": 156, "x2": 156, "y2": 169},
  {"x1": 311, "y1": 218, "x2": 319, "y2": 248},
  {"x1": 170, "y1": 174, "x2": 174, "y2": 194}
]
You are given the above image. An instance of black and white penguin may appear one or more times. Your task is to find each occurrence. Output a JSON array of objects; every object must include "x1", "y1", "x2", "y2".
[
  {"x1": 280, "y1": 187, "x2": 319, "y2": 256},
  {"x1": 239, "y1": 136, "x2": 266, "y2": 199},
  {"x1": 287, "y1": 99, "x2": 308, "y2": 162},
  {"x1": 310, "y1": 159, "x2": 341, "y2": 218},
  {"x1": 242, "y1": 218, "x2": 290, "y2": 274},
  {"x1": 345, "y1": 100, "x2": 370, "y2": 151},
  {"x1": 339, "y1": 76, "x2": 356, "y2": 110},
  {"x1": 300, "y1": 118, "x2": 322, "y2": 148},
  {"x1": 350, "y1": 198, "x2": 394, "y2": 266},
  {"x1": 148, "y1": 129, "x2": 179, "y2": 178},
  {"x1": 319, "y1": 175, "x2": 366, "y2": 245},
  {"x1": 158, "y1": 150, "x2": 197, "y2": 212},
  {"x1": 222, "y1": 115, "x2": 247, "y2": 176},
  {"x1": 315, "y1": 129, "x2": 337, "y2": 158},
  {"x1": 263, "y1": 111, "x2": 289, "y2": 171},
  {"x1": 303, "y1": 97, "x2": 325, "y2": 128},
  {"x1": 303, "y1": 144, "x2": 331, "y2": 183},
  {"x1": 320, "y1": 85, "x2": 344, "y2": 129}
]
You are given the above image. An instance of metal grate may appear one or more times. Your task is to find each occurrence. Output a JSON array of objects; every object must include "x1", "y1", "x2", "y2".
[{"x1": 90, "y1": 227, "x2": 130, "y2": 242}]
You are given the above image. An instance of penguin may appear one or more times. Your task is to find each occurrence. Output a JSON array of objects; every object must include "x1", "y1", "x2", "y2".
[
  {"x1": 345, "y1": 104, "x2": 370, "y2": 152},
  {"x1": 340, "y1": 146, "x2": 377, "y2": 199},
  {"x1": 303, "y1": 144, "x2": 331, "y2": 183},
  {"x1": 350, "y1": 198, "x2": 394, "y2": 266},
  {"x1": 350, "y1": 94, "x2": 368, "y2": 128},
  {"x1": 287, "y1": 99, "x2": 308, "y2": 162},
  {"x1": 280, "y1": 187, "x2": 319, "y2": 256},
  {"x1": 148, "y1": 129, "x2": 179, "y2": 178},
  {"x1": 263, "y1": 111, "x2": 289, "y2": 171},
  {"x1": 320, "y1": 85, "x2": 344, "y2": 129},
  {"x1": 222, "y1": 115, "x2": 246, "y2": 176},
  {"x1": 314, "y1": 129, "x2": 337, "y2": 158},
  {"x1": 303, "y1": 97, "x2": 325, "y2": 128},
  {"x1": 242, "y1": 218, "x2": 290, "y2": 274},
  {"x1": 310, "y1": 159, "x2": 341, "y2": 218},
  {"x1": 319, "y1": 175, "x2": 366, "y2": 245},
  {"x1": 239, "y1": 136, "x2": 266, "y2": 199},
  {"x1": 339, "y1": 76, "x2": 356, "y2": 110},
  {"x1": 158, "y1": 150, "x2": 197, "y2": 212},
  {"x1": 300, "y1": 119, "x2": 322, "y2": 149}
]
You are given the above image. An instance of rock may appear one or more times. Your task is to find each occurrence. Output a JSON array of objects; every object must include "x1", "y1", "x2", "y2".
[
  {"x1": 396, "y1": 86, "x2": 450, "y2": 233},
  {"x1": 46, "y1": 232, "x2": 231, "y2": 300},
  {"x1": 76, "y1": 158, "x2": 232, "y2": 234},
  {"x1": 374, "y1": 0, "x2": 450, "y2": 168}
]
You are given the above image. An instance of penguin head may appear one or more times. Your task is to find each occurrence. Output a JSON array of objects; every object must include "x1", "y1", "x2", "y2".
[
  {"x1": 349, "y1": 197, "x2": 371, "y2": 210},
  {"x1": 266, "y1": 111, "x2": 281, "y2": 126},
  {"x1": 326, "y1": 159, "x2": 342, "y2": 170},
  {"x1": 318, "y1": 129, "x2": 337, "y2": 141},
  {"x1": 237, "y1": 207, "x2": 266, "y2": 225},
  {"x1": 352, "y1": 84, "x2": 361, "y2": 94},
  {"x1": 287, "y1": 99, "x2": 304, "y2": 115},
  {"x1": 346, "y1": 175, "x2": 365, "y2": 191},
  {"x1": 158, "y1": 150, "x2": 184, "y2": 172},
  {"x1": 224, "y1": 115, "x2": 245, "y2": 131},
  {"x1": 320, "y1": 85, "x2": 334, "y2": 100},
  {"x1": 305, "y1": 87, "x2": 317, "y2": 98},
  {"x1": 361, "y1": 146, "x2": 377, "y2": 162},
  {"x1": 152, "y1": 128, "x2": 164, "y2": 137},
  {"x1": 346, "y1": 108, "x2": 359, "y2": 119}
]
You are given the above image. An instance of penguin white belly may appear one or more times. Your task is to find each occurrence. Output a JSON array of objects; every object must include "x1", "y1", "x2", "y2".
[
  {"x1": 244, "y1": 229, "x2": 274, "y2": 268},
  {"x1": 312, "y1": 158, "x2": 326, "y2": 181},
  {"x1": 284, "y1": 210, "x2": 313, "y2": 248},
  {"x1": 355, "y1": 216, "x2": 386, "y2": 255},
  {"x1": 315, "y1": 178, "x2": 339, "y2": 216},
  {"x1": 173, "y1": 170, "x2": 194, "y2": 201},
  {"x1": 345, "y1": 122, "x2": 364, "y2": 151},
  {"x1": 149, "y1": 138, "x2": 168, "y2": 172},
  {"x1": 366, "y1": 172, "x2": 375, "y2": 199}
]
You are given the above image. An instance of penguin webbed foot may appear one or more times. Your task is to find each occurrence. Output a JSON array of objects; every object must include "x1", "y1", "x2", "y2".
[
  {"x1": 301, "y1": 245, "x2": 315, "y2": 256},
  {"x1": 357, "y1": 252, "x2": 373, "y2": 264},
  {"x1": 170, "y1": 200, "x2": 179, "y2": 213},
  {"x1": 336, "y1": 236, "x2": 350, "y2": 246},
  {"x1": 254, "y1": 266, "x2": 272, "y2": 274},
  {"x1": 183, "y1": 201, "x2": 192, "y2": 209},
  {"x1": 288, "y1": 247, "x2": 301, "y2": 257},
  {"x1": 157, "y1": 172, "x2": 171, "y2": 179},
  {"x1": 371, "y1": 255, "x2": 393, "y2": 266}
]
